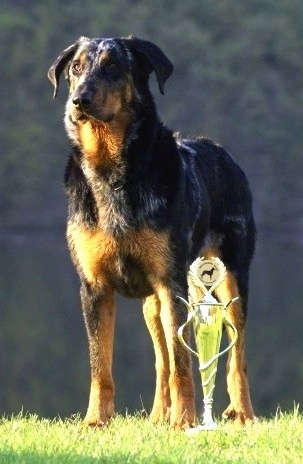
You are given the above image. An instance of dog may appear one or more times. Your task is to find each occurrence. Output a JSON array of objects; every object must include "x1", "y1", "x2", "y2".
[
  {"x1": 48, "y1": 36, "x2": 256, "y2": 429},
  {"x1": 201, "y1": 266, "x2": 216, "y2": 282}
]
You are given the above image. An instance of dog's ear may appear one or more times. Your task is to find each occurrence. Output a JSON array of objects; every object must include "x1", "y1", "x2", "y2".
[
  {"x1": 48, "y1": 42, "x2": 78, "y2": 99},
  {"x1": 126, "y1": 37, "x2": 174, "y2": 95}
]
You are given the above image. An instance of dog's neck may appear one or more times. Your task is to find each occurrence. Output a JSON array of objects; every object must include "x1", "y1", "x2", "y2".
[
  {"x1": 76, "y1": 116, "x2": 130, "y2": 169},
  {"x1": 67, "y1": 100, "x2": 165, "y2": 188}
]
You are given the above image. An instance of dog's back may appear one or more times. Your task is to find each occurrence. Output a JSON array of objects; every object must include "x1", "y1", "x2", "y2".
[{"x1": 178, "y1": 137, "x2": 255, "y2": 273}]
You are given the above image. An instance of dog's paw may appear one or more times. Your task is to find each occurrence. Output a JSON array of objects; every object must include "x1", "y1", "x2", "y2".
[
  {"x1": 222, "y1": 404, "x2": 255, "y2": 425},
  {"x1": 82, "y1": 412, "x2": 113, "y2": 427},
  {"x1": 169, "y1": 404, "x2": 196, "y2": 430},
  {"x1": 149, "y1": 405, "x2": 171, "y2": 424},
  {"x1": 82, "y1": 417, "x2": 108, "y2": 427},
  {"x1": 82, "y1": 402, "x2": 115, "y2": 427}
]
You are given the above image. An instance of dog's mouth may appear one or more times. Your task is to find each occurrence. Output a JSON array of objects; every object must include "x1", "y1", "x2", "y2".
[
  {"x1": 75, "y1": 112, "x2": 88, "y2": 122},
  {"x1": 71, "y1": 107, "x2": 115, "y2": 124}
]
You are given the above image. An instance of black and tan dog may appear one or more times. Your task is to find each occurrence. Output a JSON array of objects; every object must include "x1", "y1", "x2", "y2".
[{"x1": 48, "y1": 36, "x2": 256, "y2": 429}]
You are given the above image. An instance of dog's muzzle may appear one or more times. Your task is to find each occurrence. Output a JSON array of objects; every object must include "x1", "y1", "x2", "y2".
[{"x1": 72, "y1": 89, "x2": 93, "y2": 111}]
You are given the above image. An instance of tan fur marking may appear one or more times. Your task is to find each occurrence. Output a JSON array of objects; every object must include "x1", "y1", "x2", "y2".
[
  {"x1": 67, "y1": 224, "x2": 116, "y2": 286},
  {"x1": 83, "y1": 289, "x2": 115, "y2": 426},
  {"x1": 202, "y1": 247, "x2": 222, "y2": 261},
  {"x1": 78, "y1": 50, "x2": 88, "y2": 66},
  {"x1": 67, "y1": 224, "x2": 171, "y2": 287},
  {"x1": 129, "y1": 229, "x2": 171, "y2": 279},
  {"x1": 216, "y1": 271, "x2": 240, "y2": 307},
  {"x1": 99, "y1": 50, "x2": 110, "y2": 65},
  {"x1": 78, "y1": 123, "x2": 105, "y2": 165},
  {"x1": 78, "y1": 117, "x2": 127, "y2": 167},
  {"x1": 83, "y1": 377, "x2": 115, "y2": 426},
  {"x1": 68, "y1": 50, "x2": 88, "y2": 89},
  {"x1": 124, "y1": 81, "x2": 134, "y2": 104}
]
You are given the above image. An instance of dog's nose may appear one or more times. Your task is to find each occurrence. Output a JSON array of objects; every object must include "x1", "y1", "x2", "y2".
[{"x1": 72, "y1": 91, "x2": 93, "y2": 109}]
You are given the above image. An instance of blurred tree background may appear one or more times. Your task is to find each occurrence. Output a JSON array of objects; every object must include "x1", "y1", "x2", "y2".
[{"x1": 1, "y1": 0, "x2": 303, "y2": 420}]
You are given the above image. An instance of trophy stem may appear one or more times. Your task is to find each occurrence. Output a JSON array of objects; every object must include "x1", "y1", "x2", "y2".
[
  {"x1": 202, "y1": 397, "x2": 217, "y2": 430},
  {"x1": 199, "y1": 362, "x2": 218, "y2": 430},
  {"x1": 186, "y1": 361, "x2": 219, "y2": 434},
  {"x1": 186, "y1": 397, "x2": 217, "y2": 434}
]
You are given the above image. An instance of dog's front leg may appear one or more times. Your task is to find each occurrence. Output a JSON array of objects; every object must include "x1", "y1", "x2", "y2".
[
  {"x1": 80, "y1": 283, "x2": 116, "y2": 426},
  {"x1": 143, "y1": 294, "x2": 171, "y2": 423},
  {"x1": 157, "y1": 285, "x2": 196, "y2": 429}
]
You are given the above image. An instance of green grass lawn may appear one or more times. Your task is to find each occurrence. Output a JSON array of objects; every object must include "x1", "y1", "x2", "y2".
[{"x1": 0, "y1": 408, "x2": 302, "y2": 463}]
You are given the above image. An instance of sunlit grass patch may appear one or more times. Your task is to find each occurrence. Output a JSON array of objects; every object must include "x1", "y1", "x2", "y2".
[{"x1": 0, "y1": 408, "x2": 303, "y2": 463}]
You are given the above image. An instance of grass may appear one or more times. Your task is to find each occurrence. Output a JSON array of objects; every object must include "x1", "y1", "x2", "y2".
[{"x1": 0, "y1": 408, "x2": 303, "y2": 463}]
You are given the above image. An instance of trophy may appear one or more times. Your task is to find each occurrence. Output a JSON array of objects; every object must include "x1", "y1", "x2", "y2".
[{"x1": 178, "y1": 257, "x2": 238, "y2": 432}]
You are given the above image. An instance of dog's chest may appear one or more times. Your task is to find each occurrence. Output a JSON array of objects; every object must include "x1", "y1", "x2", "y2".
[{"x1": 67, "y1": 223, "x2": 171, "y2": 297}]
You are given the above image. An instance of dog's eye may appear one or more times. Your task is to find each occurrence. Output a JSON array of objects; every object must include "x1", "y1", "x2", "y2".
[
  {"x1": 107, "y1": 62, "x2": 119, "y2": 74},
  {"x1": 71, "y1": 62, "x2": 82, "y2": 75}
]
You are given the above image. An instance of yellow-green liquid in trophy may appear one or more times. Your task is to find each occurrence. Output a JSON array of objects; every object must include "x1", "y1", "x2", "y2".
[{"x1": 193, "y1": 305, "x2": 224, "y2": 400}]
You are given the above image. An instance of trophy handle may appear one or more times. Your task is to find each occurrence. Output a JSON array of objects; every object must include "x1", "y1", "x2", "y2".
[
  {"x1": 212, "y1": 297, "x2": 239, "y2": 362},
  {"x1": 197, "y1": 316, "x2": 238, "y2": 371},
  {"x1": 221, "y1": 298, "x2": 239, "y2": 357},
  {"x1": 177, "y1": 296, "x2": 239, "y2": 363},
  {"x1": 219, "y1": 317, "x2": 238, "y2": 355},
  {"x1": 177, "y1": 296, "x2": 200, "y2": 357},
  {"x1": 178, "y1": 315, "x2": 199, "y2": 357}
]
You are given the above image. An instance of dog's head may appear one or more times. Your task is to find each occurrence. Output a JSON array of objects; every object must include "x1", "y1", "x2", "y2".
[{"x1": 48, "y1": 36, "x2": 173, "y2": 125}]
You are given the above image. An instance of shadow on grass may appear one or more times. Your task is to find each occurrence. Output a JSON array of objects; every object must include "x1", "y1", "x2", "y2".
[{"x1": 0, "y1": 450, "x2": 161, "y2": 464}]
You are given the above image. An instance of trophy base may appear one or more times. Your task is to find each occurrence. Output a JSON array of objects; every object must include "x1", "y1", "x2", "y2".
[
  {"x1": 185, "y1": 401, "x2": 218, "y2": 434},
  {"x1": 185, "y1": 421, "x2": 218, "y2": 435}
]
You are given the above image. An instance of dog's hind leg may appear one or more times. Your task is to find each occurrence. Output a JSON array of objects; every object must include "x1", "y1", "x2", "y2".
[
  {"x1": 143, "y1": 294, "x2": 171, "y2": 422},
  {"x1": 81, "y1": 284, "x2": 116, "y2": 426},
  {"x1": 215, "y1": 271, "x2": 255, "y2": 425}
]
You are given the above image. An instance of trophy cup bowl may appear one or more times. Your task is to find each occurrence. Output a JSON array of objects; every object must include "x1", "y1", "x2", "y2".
[{"x1": 178, "y1": 298, "x2": 238, "y2": 432}]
